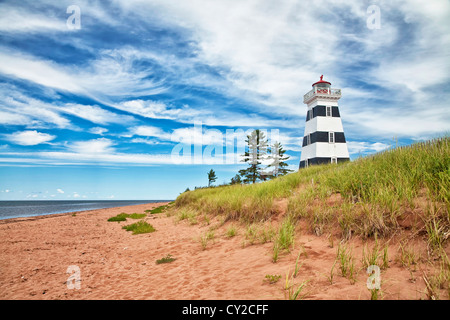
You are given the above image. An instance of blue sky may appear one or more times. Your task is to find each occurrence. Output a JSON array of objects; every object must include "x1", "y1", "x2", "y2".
[{"x1": 0, "y1": 0, "x2": 449, "y2": 200}]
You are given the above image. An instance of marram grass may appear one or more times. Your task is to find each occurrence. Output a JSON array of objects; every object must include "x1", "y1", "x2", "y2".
[{"x1": 173, "y1": 137, "x2": 449, "y2": 243}]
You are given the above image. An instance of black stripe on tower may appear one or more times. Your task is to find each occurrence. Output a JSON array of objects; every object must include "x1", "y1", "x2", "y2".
[
  {"x1": 302, "y1": 131, "x2": 346, "y2": 147},
  {"x1": 299, "y1": 157, "x2": 350, "y2": 168},
  {"x1": 305, "y1": 105, "x2": 340, "y2": 121}
]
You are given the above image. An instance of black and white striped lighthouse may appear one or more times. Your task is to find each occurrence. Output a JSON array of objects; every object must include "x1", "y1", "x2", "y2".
[{"x1": 299, "y1": 75, "x2": 350, "y2": 168}]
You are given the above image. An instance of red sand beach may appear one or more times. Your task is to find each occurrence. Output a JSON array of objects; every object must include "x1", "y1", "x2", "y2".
[{"x1": 0, "y1": 202, "x2": 438, "y2": 300}]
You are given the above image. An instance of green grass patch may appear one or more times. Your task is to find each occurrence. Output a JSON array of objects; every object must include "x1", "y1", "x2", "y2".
[
  {"x1": 122, "y1": 220, "x2": 156, "y2": 235},
  {"x1": 107, "y1": 213, "x2": 130, "y2": 222},
  {"x1": 145, "y1": 204, "x2": 170, "y2": 214},
  {"x1": 129, "y1": 213, "x2": 146, "y2": 219}
]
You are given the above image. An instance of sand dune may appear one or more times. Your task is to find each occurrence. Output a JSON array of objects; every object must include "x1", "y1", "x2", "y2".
[{"x1": 0, "y1": 202, "x2": 438, "y2": 300}]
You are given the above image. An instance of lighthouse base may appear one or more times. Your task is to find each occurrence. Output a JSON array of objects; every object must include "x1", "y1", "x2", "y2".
[{"x1": 299, "y1": 157, "x2": 350, "y2": 169}]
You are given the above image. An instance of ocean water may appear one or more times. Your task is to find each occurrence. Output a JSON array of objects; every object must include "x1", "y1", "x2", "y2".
[{"x1": 0, "y1": 200, "x2": 171, "y2": 220}]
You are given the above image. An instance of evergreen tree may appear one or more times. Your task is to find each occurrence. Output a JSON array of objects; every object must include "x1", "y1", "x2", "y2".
[
  {"x1": 230, "y1": 174, "x2": 242, "y2": 185},
  {"x1": 207, "y1": 169, "x2": 217, "y2": 187},
  {"x1": 265, "y1": 141, "x2": 293, "y2": 178},
  {"x1": 239, "y1": 129, "x2": 268, "y2": 184}
]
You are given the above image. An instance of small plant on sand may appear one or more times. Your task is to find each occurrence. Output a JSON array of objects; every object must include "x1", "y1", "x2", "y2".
[
  {"x1": 122, "y1": 220, "x2": 156, "y2": 235},
  {"x1": 243, "y1": 223, "x2": 275, "y2": 246},
  {"x1": 244, "y1": 224, "x2": 258, "y2": 245},
  {"x1": 327, "y1": 233, "x2": 334, "y2": 248},
  {"x1": 370, "y1": 288, "x2": 381, "y2": 300},
  {"x1": 108, "y1": 213, "x2": 129, "y2": 222},
  {"x1": 272, "y1": 242, "x2": 280, "y2": 263},
  {"x1": 398, "y1": 243, "x2": 419, "y2": 271},
  {"x1": 200, "y1": 230, "x2": 215, "y2": 250},
  {"x1": 381, "y1": 243, "x2": 389, "y2": 270},
  {"x1": 226, "y1": 225, "x2": 237, "y2": 238},
  {"x1": 259, "y1": 225, "x2": 276, "y2": 244},
  {"x1": 293, "y1": 250, "x2": 303, "y2": 278},
  {"x1": 272, "y1": 216, "x2": 296, "y2": 262},
  {"x1": 337, "y1": 243, "x2": 357, "y2": 284},
  {"x1": 327, "y1": 260, "x2": 337, "y2": 285},
  {"x1": 156, "y1": 254, "x2": 176, "y2": 264},
  {"x1": 284, "y1": 269, "x2": 309, "y2": 300},
  {"x1": 288, "y1": 280, "x2": 309, "y2": 300},
  {"x1": 176, "y1": 208, "x2": 198, "y2": 224},
  {"x1": 264, "y1": 274, "x2": 282, "y2": 284},
  {"x1": 361, "y1": 241, "x2": 381, "y2": 269}
]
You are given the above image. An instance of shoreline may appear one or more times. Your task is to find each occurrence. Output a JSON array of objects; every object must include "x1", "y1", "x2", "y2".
[
  {"x1": 0, "y1": 201, "x2": 437, "y2": 300},
  {"x1": 0, "y1": 200, "x2": 172, "y2": 223}
]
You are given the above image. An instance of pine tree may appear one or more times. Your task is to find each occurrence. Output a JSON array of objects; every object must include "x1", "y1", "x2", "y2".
[
  {"x1": 265, "y1": 141, "x2": 293, "y2": 178},
  {"x1": 230, "y1": 174, "x2": 242, "y2": 185},
  {"x1": 207, "y1": 169, "x2": 217, "y2": 187},
  {"x1": 239, "y1": 129, "x2": 268, "y2": 184}
]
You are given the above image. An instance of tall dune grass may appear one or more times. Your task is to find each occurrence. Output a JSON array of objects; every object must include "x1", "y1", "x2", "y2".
[{"x1": 173, "y1": 137, "x2": 449, "y2": 242}]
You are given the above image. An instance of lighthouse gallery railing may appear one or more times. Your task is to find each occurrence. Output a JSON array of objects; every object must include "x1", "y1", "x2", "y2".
[{"x1": 303, "y1": 88, "x2": 341, "y2": 103}]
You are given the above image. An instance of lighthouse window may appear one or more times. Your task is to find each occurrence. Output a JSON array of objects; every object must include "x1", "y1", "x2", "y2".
[
  {"x1": 329, "y1": 132, "x2": 335, "y2": 143},
  {"x1": 326, "y1": 106, "x2": 332, "y2": 117},
  {"x1": 307, "y1": 134, "x2": 311, "y2": 145}
]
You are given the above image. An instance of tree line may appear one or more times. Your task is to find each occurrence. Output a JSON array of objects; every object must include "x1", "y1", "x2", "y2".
[{"x1": 186, "y1": 129, "x2": 293, "y2": 192}]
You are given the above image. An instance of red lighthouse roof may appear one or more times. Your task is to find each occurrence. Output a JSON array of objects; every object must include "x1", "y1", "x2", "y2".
[{"x1": 312, "y1": 75, "x2": 331, "y2": 87}]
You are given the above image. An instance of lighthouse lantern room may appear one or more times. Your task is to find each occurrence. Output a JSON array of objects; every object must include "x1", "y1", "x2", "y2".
[{"x1": 299, "y1": 75, "x2": 350, "y2": 168}]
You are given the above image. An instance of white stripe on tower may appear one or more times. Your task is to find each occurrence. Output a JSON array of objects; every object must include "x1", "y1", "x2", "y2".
[{"x1": 299, "y1": 75, "x2": 350, "y2": 168}]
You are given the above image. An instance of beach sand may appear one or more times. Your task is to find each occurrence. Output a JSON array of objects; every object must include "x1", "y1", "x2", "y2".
[{"x1": 0, "y1": 202, "x2": 436, "y2": 300}]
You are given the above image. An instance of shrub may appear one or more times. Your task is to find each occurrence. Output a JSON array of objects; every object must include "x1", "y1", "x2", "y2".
[
  {"x1": 108, "y1": 213, "x2": 129, "y2": 222},
  {"x1": 122, "y1": 220, "x2": 156, "y2": 235}
]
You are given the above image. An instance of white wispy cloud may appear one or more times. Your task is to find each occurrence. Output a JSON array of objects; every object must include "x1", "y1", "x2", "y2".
[
  {"x1": 0, "y1": 3, "x2": 66, "y2": 33},
  {"x1": 5, "y1": 130, "x2": 56, "y2": 146},
  {"x1": 61, "y1": 104, "x2": 135, "y2": 126},
  {"x1": 0, "y1": 85, "x2": 136, "y2": 130},
  {"x1": 68, "y1": 138, "x2": 116, "y2": 154},
  {"x1": 112, "y1": 0, "x2": 450, "y2": 136},
  {"x1": 89, "y1": 127, "x2": 109, "y2": 135},
  {"x1": 0, "y1": 47, "x2": 167, "y2": 103}
]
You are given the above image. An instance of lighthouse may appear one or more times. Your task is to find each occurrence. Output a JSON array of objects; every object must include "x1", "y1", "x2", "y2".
[{"x1": 299, "y1": 75, "x2": 350, "y2": 168}]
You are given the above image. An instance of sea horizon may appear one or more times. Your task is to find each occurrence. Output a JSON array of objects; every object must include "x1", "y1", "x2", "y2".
[{"x1": 0, "y1": 200, "x2": 173, "y2": 220}]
